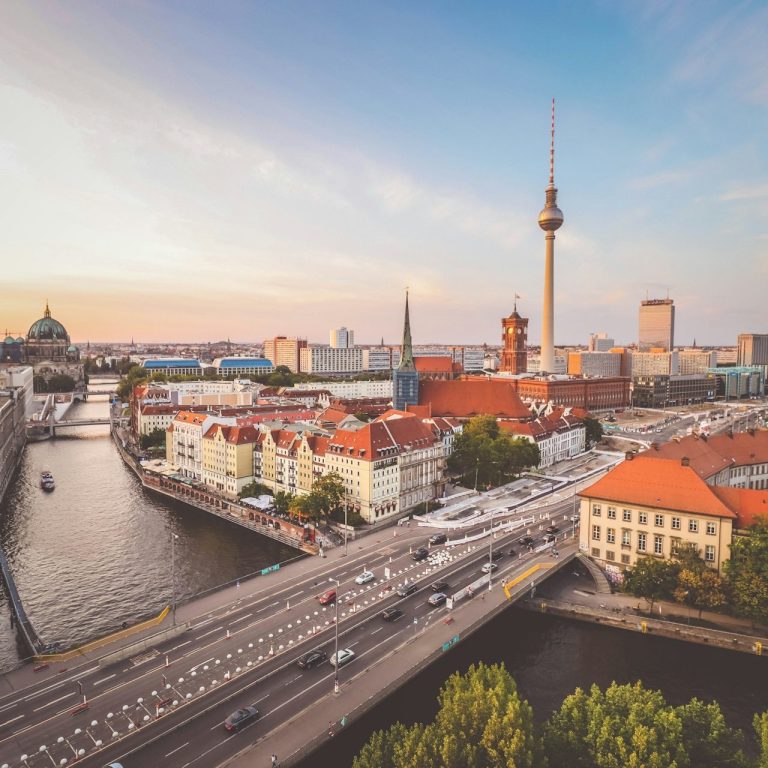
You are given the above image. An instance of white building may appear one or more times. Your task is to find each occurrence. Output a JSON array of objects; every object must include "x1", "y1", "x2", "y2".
[
  {"x1": 527, "y1": 353, "x2": 568, "y2": 374},
  {"x1": 299, "y1": 346, "x2": 364, "y2": 375},
  {"x1": 630, "y1": 351, "x2": 679, "y2": 376},
  {"x1": 290, "y1": 379, "x2": 394, "y2": 400},
  {"x1": 678, "y1": 350, "x2": 717, "y2": 375},
  {"x1": 167, "y1": 410, "x2": 236, "y2": 480},
  {"x1": 588, "y1": 333, "x2": 615, "y2": 352}
]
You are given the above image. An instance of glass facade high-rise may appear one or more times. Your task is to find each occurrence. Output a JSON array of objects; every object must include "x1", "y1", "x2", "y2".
[{"x1": 638, "y1": 299, "x2": 675, "y2": 351}]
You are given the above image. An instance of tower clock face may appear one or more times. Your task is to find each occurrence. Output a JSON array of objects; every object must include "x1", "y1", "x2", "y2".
[
  {"x1": 517, "y1": 328, "x2": 522, "y2": 334},
  {"x1": 508, "y1": 327, "x2": 514, "y2": 335}
]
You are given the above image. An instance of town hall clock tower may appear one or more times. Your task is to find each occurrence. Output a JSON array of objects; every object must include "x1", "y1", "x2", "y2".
[{"x1": 500, "y1": 299, "x2": 528, "y2": 374}]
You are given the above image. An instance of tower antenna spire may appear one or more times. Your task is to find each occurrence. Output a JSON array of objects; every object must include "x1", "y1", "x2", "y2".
[{"x1": 549, "y1": 98, "x2": 555, "y2": 186}]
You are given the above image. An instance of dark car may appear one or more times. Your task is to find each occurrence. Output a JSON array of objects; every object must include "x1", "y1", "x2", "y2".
[
  {"x1": 396, "y1": 583, "x2": 418, "y2": 597},
  {"x1": 430, "y1": 580, "x2": 449, "y2": 592},
  {"x1": 318, "y1": 589, "x2": 336, "y2": 606},
  {"x1": 520, "y1": 536, "x2": 534, "y2": 547},
  {"x1": 429, "y1": 533, "x2": 447, "y2": 545},
  {"x1": 427, "y1": 592, "x2": 447, "y2": 607},
  {"x1": 412, "y1": 547, "x2": 429, "y2": 561},
  {"x1": 381, "y1": 607, "x2": 404, "y2": 622},
  {"x1": 224, "y1": 706, "x2": 260, "y2": 732},
  {"x1": 544, "y1": 533, "x2": 556, "y2": 543},
  {"x1": 296, "y1": 649, "x2": 328, "y2": 669},
  {"x1": 490, "y1": 550, "x2": 505, "y2": 561},
  {"x1": 545, "y1": 525, "x2": 560, "y2": 534},
  {"x1": 508, "y1": 546, "x2": 516, "y2": 557}
]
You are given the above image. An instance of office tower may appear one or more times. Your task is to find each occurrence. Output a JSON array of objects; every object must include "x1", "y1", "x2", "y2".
[
  {"x1": 638, "y1": 298, "x2": 675, "y2": 351},
  {"x1": 329, "y1": 327, "x2": 355, "y2": 348}
]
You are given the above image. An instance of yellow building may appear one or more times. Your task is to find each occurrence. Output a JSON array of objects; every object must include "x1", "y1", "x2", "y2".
[{"x1": 201, "y1": 424, "x2": 259, "y2": 497}]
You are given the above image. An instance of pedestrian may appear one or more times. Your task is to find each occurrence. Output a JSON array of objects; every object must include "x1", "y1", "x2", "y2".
[
  {"x1": 271, "y1": 754, "x2": 278, "y2": 767},
  {"x1": 328, "y1": 720, "x2": 335, "y2": 737}
]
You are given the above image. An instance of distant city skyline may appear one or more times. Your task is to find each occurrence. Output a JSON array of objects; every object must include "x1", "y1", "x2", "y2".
[{"x1": 2, "y1": 2, "x2": 766, "y2": 345}]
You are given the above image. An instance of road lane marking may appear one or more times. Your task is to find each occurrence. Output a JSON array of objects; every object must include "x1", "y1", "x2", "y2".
[
  {"x1": 190, "y1": 657, "x2": 215, "y2": 672},
  {"x1": 168, "y1": 640, "x2": 192, "y2": 653},
  {"x1": 93, "y1": 674, "x2": 116, "y2": 686},
  {"x1": 165, "y1": 742, "x2": 189, "y2": 757},
  {"x1": 286, "y1": 591, "x2": 303, "y2": 600},
  {"x1": 228, "y1": 613, "x2": 253, "y2": 625},
  {"x1": 0, "y1": 701, "x2": 17, "y2": 714},
  {"x1": 0, "y1": 714, "x2": 24, "y2": 728},
  {"x1": 32, "y1": 691, "x2": 75, "y2": 712},
  {"x1": 198, "y1": 626, "x2": 224, "y2": 639},
  {"x1": 190, "y1": 617, "x2": 214, "y2": 629},
  {"x1": 370, "y1": 626, "x2": 384, "y2": 635}
]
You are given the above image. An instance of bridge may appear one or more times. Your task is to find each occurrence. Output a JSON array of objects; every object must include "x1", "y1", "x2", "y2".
[
  {"x1": 0, "y1": 488, "x2": 582, "y2": 768},
  {"x1": 26, "y1": 414, "x2": 113, "y2": 436}
]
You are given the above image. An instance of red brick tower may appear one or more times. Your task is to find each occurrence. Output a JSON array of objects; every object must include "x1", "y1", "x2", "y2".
[{"x1": 500, "y1": 298, "x2": 528, "y2": 374}]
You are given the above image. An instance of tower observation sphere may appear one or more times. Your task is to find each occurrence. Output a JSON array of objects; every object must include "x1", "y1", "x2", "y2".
[{"x1": 538, "y1": 202, "x2": 563, "y2": 231}]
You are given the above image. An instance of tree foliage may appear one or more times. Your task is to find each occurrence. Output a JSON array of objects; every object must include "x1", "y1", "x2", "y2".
[
  {"x1": 139, "y1": 427, "x2": 167, "y2": 451},
  {"x1": 725, "y1": 517, "x2": 768, "y2": 627},
  {"x1": 623, "y1": 556, "x2": 679, "y2": 612},
  {"x1": 447, "y1": 415, "x2": 540, "y2": 488},
  {"x1": 238, "y1": 480, "x2": 273, "y2": 500},
  {"x1": 583, "y1": 416, "x2": 604, "y2": 447},
  {"x1": 672, "y1": 543, "x2": 727, "y2": 618},
  {"x1": 755, "y1": 711, "x2": 768, "y2": 768}
]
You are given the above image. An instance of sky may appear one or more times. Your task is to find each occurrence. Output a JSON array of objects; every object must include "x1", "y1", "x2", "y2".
[{"x1": 1, "y1": 1, "x2": 766, "y2": 346}]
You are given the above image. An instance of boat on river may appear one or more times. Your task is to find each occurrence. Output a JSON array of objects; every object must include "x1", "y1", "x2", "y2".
[{"x1": 40, "y1": 471, "x2": 55, "y2": 492}]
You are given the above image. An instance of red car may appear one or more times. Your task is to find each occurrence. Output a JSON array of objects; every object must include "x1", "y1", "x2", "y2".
[{"x1": 318, "y1": 589, "x2": 336, "y2": 605}]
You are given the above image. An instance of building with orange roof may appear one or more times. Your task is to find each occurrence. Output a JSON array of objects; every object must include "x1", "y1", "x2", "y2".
[
  {"x1": 167, "y1": 410, "x2": 237, "y2": 480},
  {"x1": 579, "y1": 455, "x2": 736, "y2": 571},
  {"x1": 500, "y1": 410, "x2": 585, "y2": 467},
  {"x1": 413, "y1": 355, "x2": 458, "y2": 380},
  {"x1": 417, "y1": 378, "x2": 531, "y2": 420},
  {"x1": 202, "y1": 424, "x2": 260, "y2": 497}
]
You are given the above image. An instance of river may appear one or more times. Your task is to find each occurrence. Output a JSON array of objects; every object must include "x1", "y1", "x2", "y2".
[{"x1": 0, "y1": 381, "x2": 299, "y2": 670}]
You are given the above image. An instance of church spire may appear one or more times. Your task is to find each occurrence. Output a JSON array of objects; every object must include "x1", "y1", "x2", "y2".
[
  {"x1": 398, "y1": 290, "x2": 415, "y2": 371},
  {"x1": 44, "y1": 300, "x2": 51, "y2": 319}
]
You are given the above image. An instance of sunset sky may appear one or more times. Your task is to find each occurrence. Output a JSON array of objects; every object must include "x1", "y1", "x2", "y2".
[{"x1": 1, "y1": 1, "x2": 766, "y2": 345}]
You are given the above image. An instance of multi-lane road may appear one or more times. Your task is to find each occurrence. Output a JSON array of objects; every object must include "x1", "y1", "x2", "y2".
[{"x1": 0, "y1": 494, "x2": 579, "y2": 768}]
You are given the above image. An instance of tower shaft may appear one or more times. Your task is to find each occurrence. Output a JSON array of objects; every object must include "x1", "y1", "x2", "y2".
[{"x1": 541, "y1": 233, "x2": 555, "y2": 373}]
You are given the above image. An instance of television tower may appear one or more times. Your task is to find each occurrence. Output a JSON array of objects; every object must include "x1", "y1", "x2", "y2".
[{"x1": 538, "y1": 99, "x2": 564, "y2": 373}]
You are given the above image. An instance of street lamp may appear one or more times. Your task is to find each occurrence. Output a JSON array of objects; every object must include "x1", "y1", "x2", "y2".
[
  {"x1": 171, "y1": 533, "x2": 179, "y2": 626},
  {"x1": 488, "y1": 513, "x2": 495, "y2": 592},
  {"x1": 328, "y1": 577, "x2": 340, "y2": 694},
  {"x1": 474, "y1": 458, "x2": 480, "y2": 491},
  {"x1": 344, "y1": 494, "x2": 348, "y2": 558}
]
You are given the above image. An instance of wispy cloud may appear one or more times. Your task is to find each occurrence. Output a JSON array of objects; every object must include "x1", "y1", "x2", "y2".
[{"x1": 719, "y1": 183, "x2": 768, "y2": 201}]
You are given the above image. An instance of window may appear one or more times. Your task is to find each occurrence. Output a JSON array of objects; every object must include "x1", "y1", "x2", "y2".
[
  {"x1": 670, "y1": 537, "x2": 681, "y2": 556},
  {"x1": 606, "y1": 550, "x2": 615, "y2": 561},
  {"x1": 689, "y1": 519, "x2": 699, "y2": 533},
  {"x1": 705, "y1": 545, "x2": 716, "y2": 562},
  {"x1": 638, "y1": 512, "x2": 648, "y2": 525},
  {"x1": 638, "y1": 533, "x2": 646, "y2": 552},
  {"x1": 671, "y1": 517, "x2": 681, "y2": 530},
  {"x1": 706, "y1": 521, "x2": 716, "y2": 536},
  {"x1": 622, "y1": 530, "x2": 631, "y2": 547},
  {"x1": 622, "y1": 509, "x2": 632, "y2": 522},
  {"x1": 655, "y1": 514, "x2": 664, "y2": 527},
  {"x1": 591, "y1": 547, "x2": 601, "y2": 557},
  {"x1": 654, "y1": 535, "x2": 664, "y2": 556},
  {"x1": 592, "y1": 504, "x2": 601, "y2": 517},
  {"x1": 621, "y1": 553, "x2": 631, "y2": 564},
  {"x1": 607, "y1": 528, "x2": 616, "y2": 544},
  {"x1": 607, "y1": 506, "x2": 617, "y2": 519},
  {"x1": 592, "y1": 525, "x2": 601, "y2": 541}
]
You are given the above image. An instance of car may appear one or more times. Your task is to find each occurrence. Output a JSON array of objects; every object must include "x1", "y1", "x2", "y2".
[
  {"x1": 381, "y1": 607, "x2": 404, "y2": 622},
  {"x1": 545, "y1": 524, "x2": 559, "y2": 534},
  {"x1": 355, "y1": 570, "x2": 375, "y2": 585},
  {"x1": 507, "y1": 546, "x2": 516, "y2": 556},
  {"x1": 224, "y1": 705, "x2": 260, "y2": 732},
  {"x1": 430, "y1": 580, "x2": 449, "y2": 592},
  {"x1": 429, "y1": 533, "x2": 447, "y2": 545},
  {"x1": 490, "y1": 550, "x2": 505, "y2": 561},
  {"x1": 330, "y1": 648, "x2": 355, "y2": 667},
  {"x1": 427, "y1": 592, "x2": 447, "y2": 607},
  {"x1": 544, "y1": 533, "x2": 556, "y2": 543},
  {"x1": 481, "y1": 562, "x2": 498, "y2": 573},
  {"x1": 520, "y1": 536, "x2": 534, "y2": 546},
  {"x1": 396, "y1": 582, "x2": 418, "y2": 597},
  {"x1": 318, "y1": 589, "x2": 336, "y2": 605},
  {"x1": 296, "y1": 649, "x2": 328, "y2": 669},
  {"x1": 412, "y1": 547, "x2": 429, "y2": 561}
]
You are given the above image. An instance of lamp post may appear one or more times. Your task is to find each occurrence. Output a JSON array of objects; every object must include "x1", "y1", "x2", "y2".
[
  {"x1": 171, "y1": 533, "x2": 179, "y2": 626},
  {"x1": 344, "y1": 494, "x2": 348, "y2": 558},
  {"x1": 474, "y1": 458, "x2": 480, "y2": 491},
  {"x1": 328, "y1": 577, "x2": 340, "y2": 694},
  {"x1": 488, "y1": 512, "x2": 495, "y2": 591}
]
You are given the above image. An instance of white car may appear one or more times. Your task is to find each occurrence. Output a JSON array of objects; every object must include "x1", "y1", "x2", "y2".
[
  {"x1": 330, "y1": 648, "x2": 356, "y2": 667},
  {"x1": 481, "y1": 562, "x2": 498, "y2": 574},
  {"x1": 355, "y1": 570, "x2": 375, "y2": 585}
]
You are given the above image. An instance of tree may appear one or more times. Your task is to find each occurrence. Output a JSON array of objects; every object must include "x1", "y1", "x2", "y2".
[
  {"x1": 672, "y1": 543, "x2": 727, "y2": 619},
  {"x1": 47, "y1": 373, "x2": 76, "y2": 392},
  {"x1": 724, "y1": 517, "x2": 768, "y2": 628},
  {"x1": 676, "y1": 698, "x2": 748, "y2": 767},
  {"x1": 583, "y1": 416, "x2": 604, "y2": 447},
  {"x1": 272, "y1": 491, "x2": 293, "y2": 516},
  {"x1": 238, "y1": 480, "x2": 273, "y2": 500},
  {"x1": 623, "y1": 556, "x2": 679, "y2": 613},
  {"x1": 353, "y1": 663, "x2": 543, "y2": 768},
  {"x1": 755, "y1": 711, "x2": 768, "y2": 768},
  {"x1": 139, "y1": 427, "x2": 167, "y2": 451},
  {"x1": 544, "y1": 681, "x2": 687, "y2": 768}
]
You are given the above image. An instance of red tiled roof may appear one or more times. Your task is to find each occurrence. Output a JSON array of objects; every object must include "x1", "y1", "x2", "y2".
[
  {"x1": 418, "y1": 379, "x2": 529, "y2": 419},
  {"x1": 579, "y1": 457, "x2": 737, "y2": 519},
  {"x1": 174, "y1": 410, "x2": 209, "y2": 426},
  {"x1": 414, "y1": 356, "x2": 453, "y2": 373},
  {"x1": 712, "y1": 486, "x2": 768, "y2": 530}
]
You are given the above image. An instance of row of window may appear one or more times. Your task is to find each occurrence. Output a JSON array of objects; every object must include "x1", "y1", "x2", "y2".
[
  {"x1": 592, "y1": 505, "x2": 717, "y2": 534},
  {"x1": 591, "y1": 526, "x2": 717, "y2": 561}
]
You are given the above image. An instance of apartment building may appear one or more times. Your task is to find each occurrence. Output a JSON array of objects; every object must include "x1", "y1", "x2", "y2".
[
  {"x1": 202, "y1": 424, "x2": 259, "y2": 497},
  {"x1": 299, "y1": 346, "x2": 364, "y2": 375}
]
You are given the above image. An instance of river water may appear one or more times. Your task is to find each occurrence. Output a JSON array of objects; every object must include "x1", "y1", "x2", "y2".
[{"x1": 0, "y1": 382, "x2": 299, "y2": 670}]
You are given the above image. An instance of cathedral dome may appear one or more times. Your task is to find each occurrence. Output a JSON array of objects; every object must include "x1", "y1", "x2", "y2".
[{"x1": 27, "y1": 303, "x2": 69, "y2": 342}]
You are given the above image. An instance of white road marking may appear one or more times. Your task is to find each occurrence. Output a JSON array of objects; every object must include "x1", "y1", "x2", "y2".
[
  {"x1": 286, "y1": 591, "x2": 303, "y2": 600},
  {"x1": 33, "y1": 691, "x2": 75, "y2": 712},
  {"x1": 228, "y1": 613, "x2": 253, "y2": 625},
  {"x1": 165, "y1": 741, "x2": 189, "y2": 757},
  {"x1": 198, "y1": 626, "x2": 224, "y2": 639},
  {"x1": 190, "y1": 657, "x2": 215, "y2": 672},
  {"x1": 190, "y1": 617, "x2": 214, "y2": 629},
  {"x1": 168, "y1": 640, "x2": 192, "y2": 653},
  {"x1": 0, "y1": 701, "x2": 17, "y2": 714},
  {"x1": 370, "y1": 626, "x2": 384, "y2": 635},
  {"x1": 93, "y1": 674, "x2": 116, "y2": 686},
  {"x1": 0, "y1": 714, "x2": 24, "y2": 728}
]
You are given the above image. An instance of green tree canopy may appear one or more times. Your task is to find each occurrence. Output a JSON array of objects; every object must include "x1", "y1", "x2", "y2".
[
  {"x1": 623, "y1": 556, "x2": 679, "y2": 613},
  {"x1": 583, "y1": 416, "x2": 604, "y2": 447},
  {"x1": 755, "y1": 711, "x2": 768, "y2": 768},
  {"x1": 139, "y1": 427, "x2": 167, "y2": 451},
  {"x1": 725, "y1": 517, "x2": 768, "y2": 627}
]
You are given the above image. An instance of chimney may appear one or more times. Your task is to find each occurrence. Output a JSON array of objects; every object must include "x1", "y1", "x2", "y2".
[
  {"x1": 625, "y1": 451, "x2": 634, "y2": 461},
  {"x1": 681, "y1": 456, "x2": 690, "y2": 467}
]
